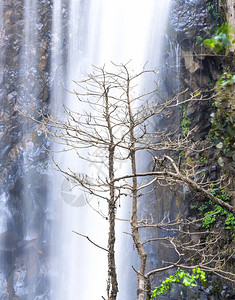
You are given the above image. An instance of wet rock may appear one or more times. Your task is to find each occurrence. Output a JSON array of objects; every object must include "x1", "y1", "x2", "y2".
[
  {"x1": 35, "y1": 267, "x2": 50, "y2": 297},
  {"x1": 0, "y1": 231, "x2": 21, "y2": 252},
  {"x1": 210, "y1": 165, "x2": 216, "y2": 172},
  {"x1": 181, "y1": 49, "x2": 201, "y2": 73},
  {"x1": 171, "y1": 0, "x2": 208, "y2": 43},
  {"x1": 184, "y1": 106, "x2": 196, "y2": 117}
]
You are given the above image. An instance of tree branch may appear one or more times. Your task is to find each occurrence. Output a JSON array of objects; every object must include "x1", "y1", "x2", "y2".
[{"x1": 72, "y1": 230, "x2": 109, "y2": 252}]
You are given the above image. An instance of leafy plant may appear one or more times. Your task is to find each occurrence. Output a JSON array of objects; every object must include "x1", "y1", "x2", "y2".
[
  {"x1": 216, "y1": 72, "x2": 235, "y2": 87},
  {"x1": 198, "y1": 204, "x2": 208, "y2": 212},
  {"x1": 206, "y1": 1, "x2": 221, "y2": 21},
  {"x1": 203, "y1": 23, "x2": 232, "y2": 54},
  {"x1": 202, "y1": 205, "x2": 235, "y2": 229},
  {"x1": 198, "y1": 186, "x2": 234, "y2": 229},
  {"x1": 200, "y1": 156, "x2": 206, "y2": 162},
  {"x1": 191, "y1": 185, "x2": 234, "y2": 229},
  {"x1": 180, "y1": 106, "x2": 192, "y2": 136},
  {"x1": 208, "y1": 79, "x2": 215, "y2": 88},
  {"x1": 202, "y1": 205, "x2": 221, "y2": 228},
  {"x1": 179, "y1": 151, "x2": 185, "y2": 157},
  {"x1": 150, "y1": 268, "x2": 206, "y2": 299}
]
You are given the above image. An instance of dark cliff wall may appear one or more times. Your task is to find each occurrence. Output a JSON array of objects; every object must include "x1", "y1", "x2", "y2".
[{"x1": 148, "y1": 0, "x2": 234, "y2": 299}]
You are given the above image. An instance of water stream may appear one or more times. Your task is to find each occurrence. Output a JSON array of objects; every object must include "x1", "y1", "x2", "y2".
[{"x1": 50, "y1": 1, "x2": 171, "y2": 299}]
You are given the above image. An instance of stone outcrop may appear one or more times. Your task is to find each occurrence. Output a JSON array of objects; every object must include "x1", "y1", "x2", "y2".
[{"x1": 150, "y1": 1, "x2": 235, "y2": 299}]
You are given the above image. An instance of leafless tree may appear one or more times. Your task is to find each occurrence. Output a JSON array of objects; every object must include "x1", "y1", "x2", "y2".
[{"x1": 28, "y1": 63, "x2": 234, "y2": 300}]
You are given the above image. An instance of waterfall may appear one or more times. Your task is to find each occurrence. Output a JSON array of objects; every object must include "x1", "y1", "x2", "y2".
[
  {"x1": 0, "y1": 0, "x2": 171, "y2": 299},
  {"x1": 50, "y1": 1, "x2": 171, "y2": 299},
  {"x1": 0, "y1": 0, "x2": 51, "y2": 297},
  {"x1": 21, "y1": 0, "x2": 38, "y2": 243}
]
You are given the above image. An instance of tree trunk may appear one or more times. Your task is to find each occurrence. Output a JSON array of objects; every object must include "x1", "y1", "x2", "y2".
[
  {"x1": 126, "y1": 70, "x2": 147, "y2": 300},
  {"x1": 105, "y1": 88, "x2": 118, "y2": 300}
]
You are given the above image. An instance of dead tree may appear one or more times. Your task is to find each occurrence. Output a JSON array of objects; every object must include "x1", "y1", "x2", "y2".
[
  {"x1": 104, "y1": 65, "x2": 235, "y2": 298},
  {"x1": 30, "y1": 63, "x2": 169, "y2": 300},
  {"x1": 114, "y1": 100, "x2": 235, "y2": 298},
  {"x1": 28, "y1": 63, "x2": 234, "y2": 299}
]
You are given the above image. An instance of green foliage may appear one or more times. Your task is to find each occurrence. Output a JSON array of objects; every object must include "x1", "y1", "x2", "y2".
[
  {"x1": 180, "y1": 106, "x2": 191, "y2": 136},
  {"x1": 150, "y1": 268, "x2": 206, "y2": 299},
  {"x1": 196, "y1": 23, "x2": 233, "y2": 54},
  {"x1": 208, "y1": 79, "x2": 215, "y2": 88},
  {"x1": 202, "y1": 205, "x2": 221, "y2": 228},
  {"x1": 209, "y1": 72, "x2": 235, "y2": 156},
  {"x1": 203, "y1": 23, "x2": 232, "y2": 54},
  {"x1": 216, "y1": 72, "x2": 235, "y2": 87},
  {"x1": 210, "y1": 186, "x2": 232, "y2": 201},
  {"x1": 206, "y1": 1, "x2": 221, "y2": 21},
  {"x1": 198, "y1": 204, "x2": 208, "y2": 212},
  {"x1": 179, "y1": 151, "x2": 185, "y2": 157},
  {"x1": 225, "y1": 213, "x2": 235, "y2": 230},
  {"x1": 202, "y1": 205, "x2": 235, "y2": 229},
  {"x1": 191, "y1": 186, "x2": 235, "y2": 230}
]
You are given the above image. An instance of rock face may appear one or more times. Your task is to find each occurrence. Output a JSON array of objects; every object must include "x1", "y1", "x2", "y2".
[
  {"x1": 149, "y1": 1, "x2": 235, "y2": 299},
  {"x1": 171, "y1": 0, "x2": 208, "y2": 40},
  {"x1": 169, "y1": 0, "x2": 225, "y2": 137}
]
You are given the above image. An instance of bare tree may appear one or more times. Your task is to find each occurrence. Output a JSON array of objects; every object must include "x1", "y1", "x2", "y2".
[
  {"x1": 107, "y1": 65, "x2": 235, "y2": 299},
  {"x1": 28, "y1": 63, "x2": 234, "y2": 299},
  {"x1": 32, "y1": 63, "x2": 164, "y2": 300}
]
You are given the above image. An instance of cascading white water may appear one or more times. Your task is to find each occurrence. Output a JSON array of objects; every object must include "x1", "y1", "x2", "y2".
[
  {"x1": 50, "y1": 1, "x2": 171, "y2": 299},
  {"x1": 21, "y1": 0, "x2": 39, "y2": 243},
  {"x1": 16, "y1": 1, "x2": 41, "y2": 298}
]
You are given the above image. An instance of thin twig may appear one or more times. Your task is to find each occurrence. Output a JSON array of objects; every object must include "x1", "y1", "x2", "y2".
[{"x1": 72, "y1": 230, "x2": 109, "y2": 252}]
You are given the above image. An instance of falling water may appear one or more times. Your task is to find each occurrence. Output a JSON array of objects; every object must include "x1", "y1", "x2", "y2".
[
  {"x1": 50, "y1": 1, "x2": 171, "y2": 299},
  {"x1": 21, "y1": 0, "x2": 38, "y2": 243},
  {"x1": 16, "y1": 1, "x2": 43, "y2": 298},
  {"x1": 0, "y1": 0, "x2": 171, "y2": 298}
]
